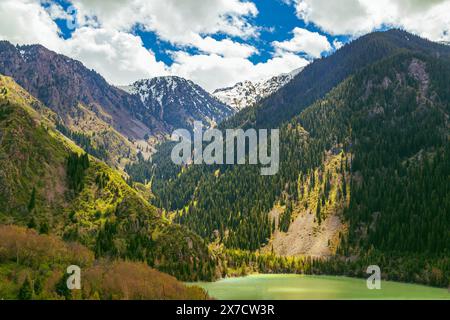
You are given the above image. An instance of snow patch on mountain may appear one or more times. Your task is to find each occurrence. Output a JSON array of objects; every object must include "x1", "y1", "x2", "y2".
[
  {"x1": 212, "y1": 68, "x2": 304, "y2": 111},
  {"x1": 120, "y1": 76, "x2": 234, "y2": 130}
]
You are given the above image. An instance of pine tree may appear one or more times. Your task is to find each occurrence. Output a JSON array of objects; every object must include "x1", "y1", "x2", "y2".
[
  {"x1": 39, "y1": 219, "x2": 49, "y2": 234},
  {"x1": 18, "y1": 277, "x2": 33, "y2": 300},
  {"x1": 316, "y1": 198, "x2": 322, "y2": 225},
  {"x1": 28, "y1": 187, "x2": 36, "y2": 212},
  {"x1": 27, "y1": 215, "x2": 37, "y2": 229}
]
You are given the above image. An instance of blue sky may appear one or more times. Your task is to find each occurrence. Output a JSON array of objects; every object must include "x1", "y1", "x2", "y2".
[
  {"x1": 0, "y1": 0, "x2": 449, "y2": 91},
  {"x1": 128, "y1": 0, "x2": 349, "y2": 66}
]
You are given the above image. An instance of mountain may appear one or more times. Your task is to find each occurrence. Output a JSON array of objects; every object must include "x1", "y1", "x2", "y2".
[
  {"x1": 134, "y1": 30, "x2": 450, "y2": 287},
  {"x1": 213, "y1": 68, "x2": 303, "y2": 111},
  {"x1": 121, "y1": 76, "x2": 234, "y2": 130},
  {"x1": 224, "y1": 29, "x2": 450, "y2": 129},
  {"x1": 0, "y1": 75, "x2": 216, "y2": 282},
  {"x1": 0, "y1": 41, "x2": 167, "y2": 167}
]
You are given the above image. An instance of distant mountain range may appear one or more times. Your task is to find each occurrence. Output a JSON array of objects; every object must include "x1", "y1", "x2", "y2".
[
  {"x1": 213, "y1": 68, "x2": 303, "y2": 111},
  {"x1": 120, "y1": 76, "x2": 234, "y2": 130}
]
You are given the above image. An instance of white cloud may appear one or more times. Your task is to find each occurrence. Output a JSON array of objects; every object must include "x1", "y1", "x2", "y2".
[
  {"x1": 188, "y1": 35, "x2": 257, "y2": 58},
  {"x1": 43, "y1": 1, "x2": 71, "y2": 20},
  {"x1": 291, "y1": 0, "x2": 450, "y2": 41},
  {"x1": 63, "y1": 28, "x2": 168, "y2": 85},
  {"x1": 0, "y1": 0, "x2": 167, "y2": 85},
  {"x1": 71, "y1": 0, "x2": 259, "y2": 44},
  {"x1": 0, "y1": 0, "x2": 63, "y2": 51},
  {"x1": 272, "y1": 27, "x2": 332, "y2": 58},
  {"x1": 333, "y1": 39, "x2": 344, "y2": 50},
  {"x1": 169, "y1": 51, "x2": 309, "y2": 91},
  {"x1": 69, "y1": 0, "x2": 261, "y2": 60}
]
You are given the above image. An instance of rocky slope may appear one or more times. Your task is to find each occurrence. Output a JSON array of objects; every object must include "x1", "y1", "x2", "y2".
[{"x1": 0, "y1": 41, "x2": 167, "y2": 167}]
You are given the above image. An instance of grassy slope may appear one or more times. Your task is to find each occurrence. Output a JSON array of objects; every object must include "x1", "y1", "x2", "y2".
[{"x1": 0, "y1": 75, "x2": 216, "y2": 282}]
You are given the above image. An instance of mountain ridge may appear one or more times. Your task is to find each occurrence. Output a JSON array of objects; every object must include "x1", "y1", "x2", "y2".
[
  {"x1": 223, "y1": 29, "x2": 450, "y2": 129},
  {"x1": 0, "y1": 41, "x2": 167, "y2": 167}
]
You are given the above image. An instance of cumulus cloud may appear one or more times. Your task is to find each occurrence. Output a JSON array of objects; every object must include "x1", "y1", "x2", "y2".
[
  {"x1": 70, "y1": 0, "x2": 261, "y2": 59},
  {"x1": 272, "y1": 27, "x2": 332, "y2": 58},
  {"x1": 63, "y1": 28, "x2": 168, "y2": 85},
  {"x1": 291, "y1": 0, "x2": 450, "y2": 41},
  {"x1": 186, "y1": 35, "x2": 257, "y2": 59},
  {"x1": 43, "y1": 1, "x2": 71, "y2": 20},
  {"x1": 0, "y1": 0, "x2": 63, "y2": 51},
  {"x1": 71, "y1": 0, "x2": 259, "y2": 44},
  {"x1": 169, "y1": 51, "x2": 309, "y2": 91},
  {"x1": 333, "y1": 39, "x2": 344, "y2": 50}
]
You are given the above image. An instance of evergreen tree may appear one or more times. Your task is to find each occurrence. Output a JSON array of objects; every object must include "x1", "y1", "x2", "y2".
[
  {"x1": 28, "y1": 187, "x2": 36, "y2": 212},
  {"x1": 18, "y1": 277, "x2": 33, "y2": 300}
]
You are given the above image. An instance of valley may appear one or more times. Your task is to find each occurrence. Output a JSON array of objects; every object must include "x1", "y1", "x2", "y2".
[
  {"x1": 1, "y1": 28, "x2": 449, "y2": 300},
  {"x1": 140, "y1": 30, "x2": 450, "y2": 290}
]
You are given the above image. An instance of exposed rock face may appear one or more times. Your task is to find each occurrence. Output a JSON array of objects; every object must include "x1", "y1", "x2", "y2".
[
  {"x1": 122, "y1": 76, "x2": 234, "y2": 130},
  {"x1": 0, "y1": 41, "x2": 166, "y2": 139},
  {"x1": 408, "y1": 58, "x2": 430, "y2": 102}
]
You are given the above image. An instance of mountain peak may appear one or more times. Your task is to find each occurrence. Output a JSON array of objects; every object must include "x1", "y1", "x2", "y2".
[{"x1": 123, "y1": 75, "x2": 234, "y2": 130}]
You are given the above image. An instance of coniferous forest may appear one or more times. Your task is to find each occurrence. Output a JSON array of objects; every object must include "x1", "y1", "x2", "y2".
[{"x1": 126, "y1": 37, "x2": 450, "y2": 288}]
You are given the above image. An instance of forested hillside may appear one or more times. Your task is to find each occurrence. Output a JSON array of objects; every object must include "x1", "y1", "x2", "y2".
[
  {"x1": 0, "y1": 225, "x2": 208, "y2": 300},
  {"x1": 298, "y1": 53, "x2": 450, "y2": 256},
  {"x1": 126, "y1": 35, "x2": 450, "y2": 286},
  {"x1": 0, "y1": 75, "x2": 216, "y2": 282}
]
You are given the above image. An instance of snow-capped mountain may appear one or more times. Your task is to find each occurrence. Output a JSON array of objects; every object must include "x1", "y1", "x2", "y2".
[
  {"x1": 121, "y1": 76, "x2": 234, "y2": 130},
  {"x1": 212, "y1": 68, "x2": 304, "y2": 111}
]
